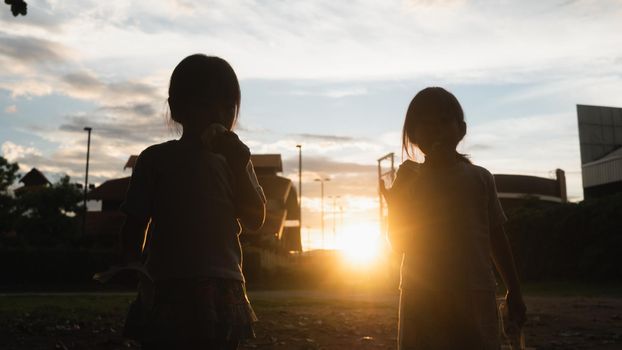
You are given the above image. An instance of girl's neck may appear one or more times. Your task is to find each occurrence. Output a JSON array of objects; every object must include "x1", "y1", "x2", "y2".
[
  {"x1": 180, "y1": 126, "x2": 205, "y2": 140},
  {"x1": 425, "y1": 151, "x2": 460, "y2": 168}
]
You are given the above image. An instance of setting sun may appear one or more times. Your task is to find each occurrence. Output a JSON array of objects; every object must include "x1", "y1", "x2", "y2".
[{"x1": 337, "y1": 224, "x2": 385, "y2": 266}]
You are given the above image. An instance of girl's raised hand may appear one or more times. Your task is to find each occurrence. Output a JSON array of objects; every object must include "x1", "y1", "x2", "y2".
[{"x1": 211, "y1": 131, "x2": 251, "y2": 172}]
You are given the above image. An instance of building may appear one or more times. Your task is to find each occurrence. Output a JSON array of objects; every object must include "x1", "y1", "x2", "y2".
[
  {"x1": 577, "y1": 104, "x2": 622, "y2": 199},
  {"x1": 493, "y1": 169, "x2": 567, "y2": 214},
  {"x1": 86, "y1": 154, "x2": 302, "y2": 251},
  {"x1": 242, "y1": 154, "x2": 301, "y2": 252},
  {"x1": 14, "y1": 168, "x2": 51, "y2": 195}
]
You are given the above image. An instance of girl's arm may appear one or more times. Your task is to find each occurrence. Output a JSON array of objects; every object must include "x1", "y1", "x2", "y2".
[
  {"x1": 118, "y1": 150, "x2": 153, "y2": 265},
  {"x1": 232, "y1": 162, "x2": 266, "y2": 231},
  {"x1": 211, "y1": 131, "x2": 266, "y2": 230},
  {"x1": 381, "y1": 163, "x2": 417, "y2": 254},
  {"x1": 119, "y1": 214, "x2": 150, "y2": 264},
  {"x1": 490, "y1": 224, "x2": 527, "y2": 326}
]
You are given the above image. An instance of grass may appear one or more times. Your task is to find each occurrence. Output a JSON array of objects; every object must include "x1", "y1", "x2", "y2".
[{"x1": 1, "y1": 281, "x2": 620, "y2": 314}]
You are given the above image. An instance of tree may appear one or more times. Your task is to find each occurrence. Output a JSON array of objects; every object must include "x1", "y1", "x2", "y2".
[
  {"x1": 0, "y1": 156, "x2": 19, "y2": 235},
  {"x1": 0, "y1": 156, "x2": 19, "y2": 193},
  {"x1": 4, "y1": 0, "x2": 27, "y2": 16},
  {"x1": 15, "y1": 175, "x2": 83, "y2": 246}
]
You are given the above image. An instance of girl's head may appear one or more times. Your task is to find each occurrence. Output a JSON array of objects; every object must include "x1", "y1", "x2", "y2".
[
  {"x1": 168, "y1": 54, "x2": 240, "y2": 131},
  {"x1": 402, "y1": 87, "x2": 468, "y2": 162}
]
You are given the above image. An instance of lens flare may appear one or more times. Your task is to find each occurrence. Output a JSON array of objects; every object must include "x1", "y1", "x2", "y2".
[{"x1": 337, "y1": 224, "x2": 383, "y2": 266}]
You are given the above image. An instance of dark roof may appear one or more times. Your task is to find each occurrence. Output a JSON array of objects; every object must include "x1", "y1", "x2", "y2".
[
  {"x1": 19, "y1": 168, "x2": 50, "y2": 187},
  {"x1": 88, "y1": 177, "x2": 130, "y2": 201},
  {"x1": 124, "y1": 155, "x2": 138, "y2": 170},
  {"x1": 494, "y1": 174, "x2": 561, "y2": 198},
  {"x1": 257, "y1": 175, "x2": 291, "y2": 204},
  {"x1": 251, "y1": 154, "x2": 282, "y2": 174}
]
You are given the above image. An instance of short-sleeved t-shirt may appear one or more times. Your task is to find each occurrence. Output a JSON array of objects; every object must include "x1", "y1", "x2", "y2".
[
  {"x1": 392, "y1": 160, "x2": 506, "y2": 292},
  {"x1": 120, "y1": 138, "x2": 245, "y2": 282}
]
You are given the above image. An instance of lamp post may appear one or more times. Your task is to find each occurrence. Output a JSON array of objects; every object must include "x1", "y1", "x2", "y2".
[
  {"x1": 296, "y1": 144, "x2": 302, "y2": 233},
  {"x1": 82, "y1": 127, "x2": 92, "y2": 236},
  {"x1": 314, "y1": 177, "x2": 330, "y2": 249}
]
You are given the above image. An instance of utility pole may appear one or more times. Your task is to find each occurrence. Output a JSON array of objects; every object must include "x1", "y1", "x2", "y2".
[
  {"x1": 82, "y1": 127, "x2": 92, "y2": 236},
  {"x1": 296, "y1": 144, "x2": 302, "y2": 236},
  {"x1": 314, "y1": 177, "x2": 330, "y2": 249}
]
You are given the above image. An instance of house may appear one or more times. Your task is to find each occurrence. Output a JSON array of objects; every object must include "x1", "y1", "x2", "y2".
[
  {"x1": 242, "y1": 154, "x2": 301, "y2": 252},
  {"x1": 14, "y1": 168, "x2": 51, "y2": 195}
]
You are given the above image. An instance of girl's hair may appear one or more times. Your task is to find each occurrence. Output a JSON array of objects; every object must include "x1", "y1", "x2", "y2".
[
  {"x1": 168, "y1": 54, "x2": 240, "y2": 130},
  {"x1": 402, "y1": 87, "x2": 470, "y2": 163}
]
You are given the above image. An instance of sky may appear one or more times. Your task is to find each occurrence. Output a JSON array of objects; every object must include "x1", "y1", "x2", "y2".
[{"x1": 1, "y1": 0, "x2": 622, "y2": 247}]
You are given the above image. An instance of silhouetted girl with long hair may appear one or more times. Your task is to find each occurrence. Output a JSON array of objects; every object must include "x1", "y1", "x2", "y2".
[
  {"x1": 382, "y1": 87, "x2": 526, "y2": 349},
  {"x1": 119, "y1": 54, "x2": 265, "y2": 350}
]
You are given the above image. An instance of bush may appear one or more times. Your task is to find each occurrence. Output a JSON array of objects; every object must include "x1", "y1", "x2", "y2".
[
  {"x1": 505, "y1": 193, "x2": 622, "y2": 282},
  {"x1": 0, "y1": 247, "x2": 118, "y2": 287}
]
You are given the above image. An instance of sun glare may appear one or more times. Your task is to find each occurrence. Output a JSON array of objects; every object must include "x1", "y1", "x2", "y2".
[{"x1": 337, "y1": 224, "x2": 384, "y2": 266}]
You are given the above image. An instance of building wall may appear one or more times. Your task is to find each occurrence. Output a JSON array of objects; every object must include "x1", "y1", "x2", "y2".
[
  {"x1": 577, "y1": 105, "x2": 622, "y2": 199},
  {"x1": 577, "y1": 104, "x2": 622, "y2": 164}
]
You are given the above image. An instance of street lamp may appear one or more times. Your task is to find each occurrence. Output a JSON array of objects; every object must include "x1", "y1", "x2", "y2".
[
  {"x1": 314, "y1": 177, "x2": 330, "y2": 249},
  {"x1": 296, "y1": 144, "x2": 302, "y2": 233},
  {"x1": 82, "y1": 127, "x2": 92, "y2": 236}
]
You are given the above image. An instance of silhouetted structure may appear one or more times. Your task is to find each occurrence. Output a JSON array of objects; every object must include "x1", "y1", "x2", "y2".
[
  {"x1": 243, "y1": 154, "x2": 302, "y2": 252},
  {"x1": 493, "y1": 169, "x2": 567, "y2": 214},
  {"x1": 577, "y1": 104, "x2": 622, "y2": 199},
  {"x1": 15, "y1": 168, "x2": 50, "y2": 195}
]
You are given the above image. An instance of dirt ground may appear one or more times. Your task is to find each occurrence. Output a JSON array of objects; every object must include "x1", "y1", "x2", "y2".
[{"x1": 1, "y1": 289, "x2": 621, "y2": 349}]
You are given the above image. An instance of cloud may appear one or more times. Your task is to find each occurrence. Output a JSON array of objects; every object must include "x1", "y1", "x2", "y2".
[
  {"x1": 0, "y1": 1, "x2": 68, "y2": 32},
  {"x1": 462, "y1": 111, "x2": 582, "y2": 199},
  {"x1": 291, "y1": 86, "x2": 369, "y2": 98},
  {"x1": 292, "y1": 133, "x2": 355, "y2": 142},
  {"x1": 1, "y1": 141, "x2": 42, "y2": 163},
  {"x1": 0, "y1": 35, "x2": 69, "y2": 64},
  {"x1": 283, "y1": 155, "x2": 375, "y2": 176},
  {"x1": 56, "y1": 100, "x2": 172, "y2": 147},
  {"x1": 4, "y1": 105, "x2": 17, "y2": 113},
  {"x1": 97, "y1": 103, "x2": 157, "y2": 117},
  {"x1": 60, "y1": 71, "x2": 162, "y2": 103}
]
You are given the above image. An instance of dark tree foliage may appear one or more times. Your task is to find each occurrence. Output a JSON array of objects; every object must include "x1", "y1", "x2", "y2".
[
  {"x1": 0, "y1": 156, "x2": 19, "y2": 192},
  {"x1": 4, "y1": 0, "x2": 27, "y2": 16},
  {"x1": 0, "y1": 157, "x2": 19, "y2": 234},
  {"x1": 15, "y1": 175, "x2": 83, "y2": 246}
]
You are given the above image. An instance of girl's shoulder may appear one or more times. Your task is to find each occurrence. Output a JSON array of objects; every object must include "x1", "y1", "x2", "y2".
[
  {"x1": 391, "y1": 160, "x2": 421, "y2": 189},
  {"x1": 396, "y1": 159, "x2": 421, "y2": 178},
  {"x1": 464, "y1": 162, "x2": 494, "y2": 180},
  {"x1": 138, "y1": 140, "x2": 180, "y2": 158},
  {"x1": 462, "y1": 162, "x2": 497, "y2": 193}
]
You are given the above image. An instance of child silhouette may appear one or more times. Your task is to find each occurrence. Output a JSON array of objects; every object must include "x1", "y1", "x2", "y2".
[
  {"x1": 119, "y1": 54, "x2": 265, "y2": 350},
  {"x1": 381, "y1": 87, "x2": 526, "y2": 350}
]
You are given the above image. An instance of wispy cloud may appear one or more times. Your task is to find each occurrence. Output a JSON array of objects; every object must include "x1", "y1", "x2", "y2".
[{"x1": 292, "y1": 133, "x2": 355, "y2": 142}]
